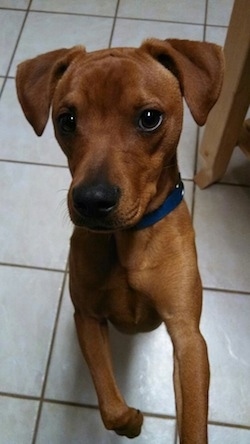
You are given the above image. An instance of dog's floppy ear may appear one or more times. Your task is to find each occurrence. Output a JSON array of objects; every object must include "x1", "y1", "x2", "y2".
[
  {"x1": 141, "y1": 38, "x2": 224, "y2": 126},
  {"x1": 16, "y1": 46, "x2": 86, "y2": 136}
]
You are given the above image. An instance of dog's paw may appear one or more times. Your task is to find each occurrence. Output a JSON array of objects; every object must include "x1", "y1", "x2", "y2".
[
  {"x1": 104, "y1": 407, "x2": 143, "y2": 439},
  {"x1": 114, "y1": 408, "x2": 143, "y2": 439}
]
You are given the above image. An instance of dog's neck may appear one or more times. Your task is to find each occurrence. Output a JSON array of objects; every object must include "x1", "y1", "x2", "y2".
[{"x1": 134, "y1": 174, "x2": 184, "y2": 230}]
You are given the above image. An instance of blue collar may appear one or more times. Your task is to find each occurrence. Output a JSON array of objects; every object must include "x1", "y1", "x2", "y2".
[{"x1": 134, "y1": 176, "x2": 184, "y2": 230}]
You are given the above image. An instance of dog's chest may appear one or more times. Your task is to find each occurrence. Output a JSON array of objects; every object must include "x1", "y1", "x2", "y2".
[
  {"x1": 75, "y1": 258, "x2": 161, "y2": 334},
  {"x1": 70, "y1": 230, "x2": 162, "y2": 333},
  {"x1": 101, "y1": 264, "x2": 161, "y2": 333}
]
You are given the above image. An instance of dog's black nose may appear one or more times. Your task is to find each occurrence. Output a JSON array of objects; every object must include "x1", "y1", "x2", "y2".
[{"x1": 72, "y1": 183, "x2": 120, "y2": 218}]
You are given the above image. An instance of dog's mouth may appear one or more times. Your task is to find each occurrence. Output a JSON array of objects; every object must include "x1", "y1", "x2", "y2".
[
  {"x1": 70, "y1": 205, "x2": 141, "y2": 233},
  {"x1": 74, "y1": 217, "x2": 121, "y2": 232},
  {"x1": 71, "y1": 215, "x2": 131, "y2": 232}
]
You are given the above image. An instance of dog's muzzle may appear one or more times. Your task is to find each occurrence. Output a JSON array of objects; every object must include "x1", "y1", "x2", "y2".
[{"x1": 71, "y1": 182, "x2": 121, "y2": 230}]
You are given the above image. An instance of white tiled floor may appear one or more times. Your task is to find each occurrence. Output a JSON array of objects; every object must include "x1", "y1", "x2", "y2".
[{"x1": 0, "y1": 1, "x2": 249, "y2": 443}]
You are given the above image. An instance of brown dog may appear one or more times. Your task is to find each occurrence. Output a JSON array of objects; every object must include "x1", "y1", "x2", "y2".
[{"x1": 16, "y1": 38, "x2": 224, "y2": 443}]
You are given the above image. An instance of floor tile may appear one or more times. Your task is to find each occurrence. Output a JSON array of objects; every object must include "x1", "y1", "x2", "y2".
[
  {"x1": 0, "y1": 396, "x2": 39, "y2": 444},
  {"x1": 45, "y1": 282, "x2": 176, "y2": 416},
  {"x1": 178, "y1": 105, "x2": 198, "y2": 180},
  {"x1": 194, "y1": 184, "x2": 250, "y2": 292},
  {"x1": 112, "y1": 13, "x2": 203, "y2": 163},
  {"x1": 221, "y1": 147, "x2": 250, "y2": 186},
  {"x1": 0, "y1": 79, "x2": 67, "y2": 166},
  {"x1": 205, "y1": 25, "x2": 228, "y2": 46},
  {"x1": 36, "y1": 402, "x2": 176, "y2": 444},
  {"x1": 0, "y1": 266, "x2": 64, "y2": 396},
  {"x1": 44, "y1": 286, "x2": 96, "y2": 405},
  {"x1": 201, "y1": 290, "x2": 250, "y2": 425},
  {"x1": 0, "y1": 0, "x2": 29, "y2": 7},
  {"x1": 206, "y1": 0, "x2": 234, "y2": 26},
  {"x1": 0, "y1": 10, "x2": 25, "y2": 76},
  {"x1": 118, "y1": 0, "x2": 206, "y2": 24},
  {"x1": 10, "y1": 12, "x2": 114, "y2": 76},
  {"x1": 110, "y1": 325, "x2": 175, "y2": 416},
  {"x1": 208, "y1": 424, "x2": 250, "y2": 444},
  {"x1": 0, "y1": 162, "x2": 71, "y2": 269},
  {"x1": 31, "y1": 0, "x2": 118, "y2": 16},
  {"x1": 183, "y1": 180, "x2": 193, "y2": 214},
  {"x1": 112, "y1": 19, "x2": 204, "y2": 48}
]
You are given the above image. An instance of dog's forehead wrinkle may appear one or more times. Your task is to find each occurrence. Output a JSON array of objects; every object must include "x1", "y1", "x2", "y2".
[
  {"x1": 57, "y1": 56, "x2": 178, "y2": 116},
  {"x1": 85, "y1": 46, "x2": 140, "y2": 62},
  {"x1": 73, "y1": 50, "x2": 166, "y2": 88}
]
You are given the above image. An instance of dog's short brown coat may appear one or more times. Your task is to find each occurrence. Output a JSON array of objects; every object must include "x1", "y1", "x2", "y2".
[{"x1": 16, "y1": 38, "x2": 224, "y2": 443}]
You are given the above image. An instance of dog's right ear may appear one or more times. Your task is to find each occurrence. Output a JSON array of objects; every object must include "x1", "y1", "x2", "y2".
[
  {"x1": 141, "y1": 38, "x2": 224, "y2": 126},
  {"x1": 16, "y1": 46, "x2": 86, "y2": 136}
]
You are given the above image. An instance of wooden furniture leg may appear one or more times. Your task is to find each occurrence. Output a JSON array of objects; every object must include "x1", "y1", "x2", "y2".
[{"x1": 195, "y1": 0, "x2": 250, "y2": 189}]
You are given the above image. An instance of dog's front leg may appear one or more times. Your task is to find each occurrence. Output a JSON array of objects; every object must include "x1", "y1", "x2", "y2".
[
  {"x1": 167, "y1": 320, "x2": 209, "y2": 444},
  {"x1": 74, "y1": 312, "x2": 143, "y2": 438}
]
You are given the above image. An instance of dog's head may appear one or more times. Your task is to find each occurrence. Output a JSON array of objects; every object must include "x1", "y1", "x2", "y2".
[{"x1": 16, "y1": 39, "x2": 224, "y2": 231}]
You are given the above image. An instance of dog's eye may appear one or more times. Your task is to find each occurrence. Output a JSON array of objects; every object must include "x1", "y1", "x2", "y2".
[
  {"x1": 58, "y1": 112, "x2": 76, "y2": 134},
  {"x1": 138, "y1": 109, "x2": 163, "y2": 132}
]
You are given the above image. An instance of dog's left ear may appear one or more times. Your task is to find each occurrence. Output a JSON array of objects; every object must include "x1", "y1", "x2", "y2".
[
  {"x1": 16, "y1": 46, "x2": 86, "y2": 136},
  {"x1": 141, "y1": 38, "x2": 224, "y2": 125}
]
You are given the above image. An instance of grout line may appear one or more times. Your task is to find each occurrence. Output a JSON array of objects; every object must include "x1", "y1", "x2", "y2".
[
  {"x1": 0, "y1": 158, "x2": 249, "y2": 188},
  {"x1": 26, "y1": 7, "x2": 204, "y2": 27},
  {"x1": 0, "y1": 7, "x2": 29, "y2": 12},
  {"x1": 142, "y1": 412, "x2": 176, "y2": 421},
  {"x1": 182, "y1": 178, "x2": 195, "y2": 183},
  {"x1": 1, "y1": 263, "x2": 249, "y2": 294},
  {"x1": 1, "y1": 6, "x2": 227, "y2": 28},
  {"x1": 112, "y1": 15, "x2": 211, "y2": 27},
  {"x1": 204, "y1": 0, "x2": 209, "y2": 41},
  {"x1": 197, "y1": 179, "x2": 250, "y2": 189},
  {"x1": 25, "y1": 9, "x2": 117, "y2": 19},
  {"x1": 108, "y1": 0, "x2": 120, "y2": 48},
  {"x1": 208, "y1": 421, "x2": 250, "y2": 431},
  {"x1": 0, "y1": 158, "x2": 68, "y2": 169},
  {"x1": 42, "y1": 399, "x2": 99, "y2": 410},
  {"x1": 1, "y1": 262, "x2": 248, "y2": 297},
  {"x1": 43, "y1": 399, "x2": 177, "y2": 423},
  {"x1": 31, "y1": 264, "x2": 69, "y2": 443},
  {"x1": 202, "y1": 286, "x2": 250, "y2": 297},
  {"x1": 1, "y1": 391, "x2": 250, "y2": 432},
  {"x1": 214, "y1": 180, "x2": 250, "y2": 188},
  {"x1": 0, "y1": 392, "x2": 40, "y2": 401},
  {"x1": 2, "y1": 75, "x2": 15, "y2": 80},
  {"x1": 0, "y1": 7, "x2": 229, "y2": 28},
  {"x1": 0, "y1": 262, "x2": 67, "y2": 274},
  {"x1": 0, "y1": 0, "x2": 33, "y2": 99}
]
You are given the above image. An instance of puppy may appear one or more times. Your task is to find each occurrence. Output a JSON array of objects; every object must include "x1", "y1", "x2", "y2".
[{"x1": 16, "y1": 38, "x2": 224, "y2": 443}]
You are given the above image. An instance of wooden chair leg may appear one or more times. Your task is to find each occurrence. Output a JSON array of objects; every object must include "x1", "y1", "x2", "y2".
[{"x1": 195, "y1": 0, "x2": 250, "y2": 189}]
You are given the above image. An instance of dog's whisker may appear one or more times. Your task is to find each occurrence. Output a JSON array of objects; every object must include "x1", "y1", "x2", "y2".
[
  {"x1": 56, "y1": 188, "x2": 69, "y2": 194},
  {"x1": 56, "y1": 196, "x2": 72, "y2": 228}
]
